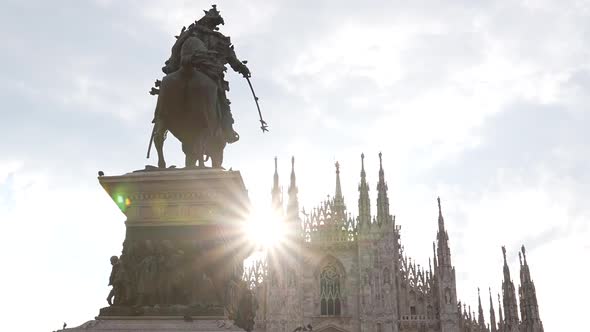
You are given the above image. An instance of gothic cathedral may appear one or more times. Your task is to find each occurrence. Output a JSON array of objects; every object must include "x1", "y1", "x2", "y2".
[{"x1": 244, "y1": 154, "x2": 544, "y2": 332}]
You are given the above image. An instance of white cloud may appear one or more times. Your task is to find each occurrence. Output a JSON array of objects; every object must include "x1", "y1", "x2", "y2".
[
  {"x1": 0, "y1": 168, "x2": 126, "y2": 331},
  {"x1": 0, "y1": 160, "x2": 23, "y2": 184}
]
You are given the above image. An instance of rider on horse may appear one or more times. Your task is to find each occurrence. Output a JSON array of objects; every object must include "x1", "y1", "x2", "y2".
[{"x1": 157, "y1": 5, "x2": 250, "y2": 145}]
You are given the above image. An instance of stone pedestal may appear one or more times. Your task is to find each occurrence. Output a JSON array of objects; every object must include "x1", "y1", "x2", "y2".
[
  {"x1": 99, "y1": 168, "x2": 250, "y2": 228},
  {"x1": 68, "y1": 168, "x2": 256, "y2": 331},
  {"x1": 66, "y1": 317, "x2": 245, "y2": 331}
]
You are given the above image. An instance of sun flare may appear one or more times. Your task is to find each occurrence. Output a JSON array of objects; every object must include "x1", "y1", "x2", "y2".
[{"x1": 244, "y1": 208, "x2": 287, "y2": 250}]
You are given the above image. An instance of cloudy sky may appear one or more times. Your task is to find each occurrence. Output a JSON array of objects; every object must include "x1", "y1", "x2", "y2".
[{"x1": 1, "y1": 0, "x2": 588, "y2": 331}]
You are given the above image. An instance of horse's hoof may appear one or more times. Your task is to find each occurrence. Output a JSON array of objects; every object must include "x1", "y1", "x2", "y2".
[{"x1": 158, "y1": 162, "x2": 166, "y2": 169}]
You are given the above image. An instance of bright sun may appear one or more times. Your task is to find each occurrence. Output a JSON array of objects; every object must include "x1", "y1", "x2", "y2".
[{"x1": 244, "y1": 207, "x2": 287, "y2": 250}]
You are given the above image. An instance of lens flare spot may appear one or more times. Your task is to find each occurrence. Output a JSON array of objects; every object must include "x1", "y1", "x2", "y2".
[{"x1": 244, "y1": 208, "x2": 286, "y2": 250}]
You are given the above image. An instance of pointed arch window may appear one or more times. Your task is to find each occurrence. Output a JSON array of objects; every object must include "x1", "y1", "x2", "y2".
[{"x1": 320, "y1": 263, "x2": 342, "y2": 316}]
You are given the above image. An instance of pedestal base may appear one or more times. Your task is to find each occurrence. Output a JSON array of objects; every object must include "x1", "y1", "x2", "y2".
[
  {"x1": 65, "y1": 317, "x2": 245, "y2": 332},
  {"x1": 98, "y1": 304, "x2": 225, "y2": 317},
  {"x1": 92, "y1": 168, "x2": 256, "y2": 331}
]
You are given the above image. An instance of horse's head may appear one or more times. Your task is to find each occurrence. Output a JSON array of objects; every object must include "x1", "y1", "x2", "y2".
[{"x1": 198, "y1": 4, "x2": 225, "y2": 30}]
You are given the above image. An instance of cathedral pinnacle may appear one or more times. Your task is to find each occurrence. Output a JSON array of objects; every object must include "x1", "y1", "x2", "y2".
[
  {"x1": 478, "y1": 288, "x2": 486, "y2": 329},
  {"x1": 376, "y1": 152, "x2": 390, "y2": 224},
  {"x1": 498, "y1": 293, "x2": 504, "y2": 330},
  {"x1": 333, "y1": 160, "x2": 346, "y2": 217},
  {"x1": 501, "y1": 246, "x2": 520, "y2": 329},
  {"x1": 287, "y1": 156, "x2": 299, "y2": 222},
  {"x1": 335, "y1": 161, "x2": 343, "y2": 200},
  {"x1": 432, "y1": 242, "x2": 438, "y2": 269},
  {"x1": 519, "y1": 245, "x2": 531, "y2": 283},
  {"x1": 358, "y1": 153, "x2": 371, "y2": 227},
  {"x1": 289, "y1": 156, "x2": 297, "y2": 193},
  {"x1": 502, "y1": 246, "x2": 510, "y2": 280},
  {"x1": 490, "y1": 287, "x2": 498, "y2": 332},
  {"x1": 518, "y1": 245, "x2": 543, "y2": 330},
  {"x1": 274, "y1": 157, "x2": 278, "y2": 184},
  {"x1": 361, "y1": 153, "x2": 366, "y2": 177},
  {"x1": 271, "y1": 157, "x2": 282, "y2": 212},
  {"x1": 437, "y1": 196, "x2": 445, "y2": 232},
  {"x1": 435, "y1": 197, "x2": 452, "y2": 268}
]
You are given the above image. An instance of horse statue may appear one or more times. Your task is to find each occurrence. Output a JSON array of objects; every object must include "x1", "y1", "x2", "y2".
[
  {"x1": 151, "y1": 34, "x2": 227, "y2": 169},
  {"x1": 149, "y1": 4, "x2": 255, "y2": 169}
]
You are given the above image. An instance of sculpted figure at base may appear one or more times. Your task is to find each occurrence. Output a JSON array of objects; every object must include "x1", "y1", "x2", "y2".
[
  {"x1": 150, "y1": 5, "x2": 250, "y2": 168},
  {"x1": 135, "y1": 241, "x2": 159, "y2": 305},
  {"x1": 230, "y1": 282, "x2": 258, "y2": 332},
  {"x1": 106, "y1": 255, "x2": 129, "y2": 305},
  {"x1": 102, "y1": 238, "x2": 257, "y2": 329}
]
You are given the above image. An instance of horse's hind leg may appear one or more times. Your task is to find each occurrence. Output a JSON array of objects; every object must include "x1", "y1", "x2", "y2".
[
  {"x1": 187, "y1": 131, "x2": 206, "y2": 169},
  {"x1": 184, "y1": 153, "x2": 197, "y2": 168},
  {"x1": 182, "y1": 142, "x2": 197, "y2": 168},
  {"x1": 211, "y1": 141, "x2": 225, "y2": 168},
  {"x1": 195, "y1": 135, "x2": 206, "y2": 169},
  {"x1": 212, "y1": 150, "x2": 223, "y2": 168},
  {"x1": 197, "y1": 153, "x2": 205, "y2": 168},
  {"x1": 154, "y1": 127, "x2": 167, "y2": 168}
]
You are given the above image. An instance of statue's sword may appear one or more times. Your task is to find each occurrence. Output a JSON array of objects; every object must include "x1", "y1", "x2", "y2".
[
  {"x1": 146, "y1": 81, "x2": 161, "y2": 159},
  {"x1": 146, "y1": 124, "x2": 156, "y2": 159},
  {"x1": 244, "y1": 74, "x2": 268, "y2": 133}
]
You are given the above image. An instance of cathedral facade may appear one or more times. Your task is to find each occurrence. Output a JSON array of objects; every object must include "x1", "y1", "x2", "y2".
[{"x1": 244, "y1": 154, "x2": 544, "y2": 332}]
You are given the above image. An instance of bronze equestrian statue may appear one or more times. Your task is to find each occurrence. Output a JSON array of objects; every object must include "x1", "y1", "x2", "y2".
[{"x1": 148, "y1": 5, "x2": 263, "y2": 168}]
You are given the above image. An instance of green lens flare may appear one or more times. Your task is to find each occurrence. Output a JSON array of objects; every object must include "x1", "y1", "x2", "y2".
[{"x1": 114, "y1": 194, "x2": 128, "y2": 212}]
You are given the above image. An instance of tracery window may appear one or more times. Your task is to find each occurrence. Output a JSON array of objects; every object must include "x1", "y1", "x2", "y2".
[{"x1": 320, "y1": 263, "x2": 342, "y2": 316}]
